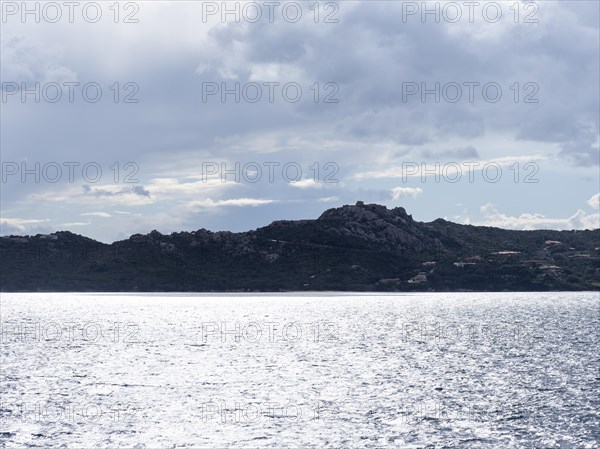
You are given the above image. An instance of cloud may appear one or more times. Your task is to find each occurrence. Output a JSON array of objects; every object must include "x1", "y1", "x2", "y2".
[
  {"x1": 557, "y1": 126, "x2": 600, "y2": 167},
  {"x1": 587, "y1": 193, "x2": 600, "y2": 210},
  {"x1": 290, "y1": 179, "x2": 322, "y2": 189},
  {"x1": 82, "y1": 185, "x2": 151, "y2": 198},
  {"x1": 113, "y1": 210, "x2": 142, "y2": 216},
  {"x1": 187, "y1": 198, "x2": 274, "y2": 209},
  {"x1": 81, "y1": 212, "x2": 112, "y2": 218},
  {"x1": 420, "y1": 145, "x2": 480, "y2": 160},
  {"x1": 352, "y1": 155, "x2": 547, "y2": 181},
  {"x1": 0, "y1": 217, "x2": 51, "y2": 234},
  {"x1": 318, "y1": 196, "x2": 340, "y2": 203},
  {"x1": 26, "y1": 177, "x2": 233, "y2": 208},
  {"x1": 1, "y1": 1, "x2": 597, "y2": 242},
  {"x1": 475, "y1": 203, "x2": 599, "y2": 230},
  {"x1": 391, "y1": 187, "x2": 423, "y2": 201},
  {"x1": 59, "y1": 221, "x2": 90, "y2": 227},
  {"x1": 28, "y1": 184, "x2": 155, "y2": 207},
  {"x1": 0, "y1": 35, "x2": 77, "y2": 83}
]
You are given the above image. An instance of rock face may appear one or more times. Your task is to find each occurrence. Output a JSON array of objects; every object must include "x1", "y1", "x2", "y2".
[
  {"x1": 316, "y1": 203, "x2": 433, "y2": 250},
  {"x1": 1, "y1": 203, "x2": 599, "y2": 292}
]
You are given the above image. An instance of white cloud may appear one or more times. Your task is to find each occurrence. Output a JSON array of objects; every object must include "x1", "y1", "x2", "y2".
[
  {"x1": 0, "y1": 217, "x2": 51, "y2": 234},
  {"x1": 290, "y1": 179, "x2": 322, "y2": 189},
  {"x1": 26, "y1": 177, "x2": 234, "y2": 208},
  {"x1": 318, "y1": 196, "x2": 340, "y2": 203},
  {"x1": 187, "y1": 198, "x2": 274, "y2": 209},
  {"x1": 113, "y1": 210, "x2": 142, "y2": 216},
  {"x1": 474, "y1": 203, "x2": 599, "y2": 230},
  {"x1": 587, "y1": 193, "x2": 600, "y2": 209},
  {"x1": 391, "y1": 187, "x2": 423, "y2": 201},
  {"x1": 81, "y1": 212, "x2": 112, "y2": 218},
  {"x1": 59, "y1": 221, "x2": 90, "y2": 227},
  {"x1": 28, "y1": 184, "x2": 153, "y2": 206}
]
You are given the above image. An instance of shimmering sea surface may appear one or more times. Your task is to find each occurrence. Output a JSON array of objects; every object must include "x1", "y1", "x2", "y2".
[{"x1": 1, "y1": 292, "x2": 599, "y2": 448}]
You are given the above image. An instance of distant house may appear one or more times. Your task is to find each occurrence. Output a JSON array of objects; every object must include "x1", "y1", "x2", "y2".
[
  {"x1": 538, "y1": 265, "x2": 562, "y2": 277},
  {"x1": 379, "y1": 278, "x2": 401, "y2": 284},
  {"x1": 422, "y1": 261, "x2": 436, "y2": 267},
  {"x1": 454, "y1": 262, "x2": 476, "y2": 267},
  {"x1": 544, "y1": 240, "x2": 562, "y2": 245},
  {"x1": 539, "y1": 265, "x2": 561, "y2": 272},
  {"x1": 408, "y1": 273, "x2": 427, "y2": 284}
]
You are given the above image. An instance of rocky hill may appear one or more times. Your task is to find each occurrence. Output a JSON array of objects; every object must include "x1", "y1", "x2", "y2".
[{"x1": 1, "y1": 202, "x2": 599, "y2": 291}]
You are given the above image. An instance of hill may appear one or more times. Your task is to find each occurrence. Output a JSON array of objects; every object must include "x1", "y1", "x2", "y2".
[{"x1": 1, "y1": 202, "x2": 599, "y2": 291}]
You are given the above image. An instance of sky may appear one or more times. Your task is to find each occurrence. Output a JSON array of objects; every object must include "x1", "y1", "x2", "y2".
[{"x1": 1, "y1": 0, "x2": 599, "y2": 243}]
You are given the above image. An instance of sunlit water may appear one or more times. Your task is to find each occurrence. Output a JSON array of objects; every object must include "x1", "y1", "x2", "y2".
[{"x1": 1, "y1": 292, "x2": 599, "y2": 448}]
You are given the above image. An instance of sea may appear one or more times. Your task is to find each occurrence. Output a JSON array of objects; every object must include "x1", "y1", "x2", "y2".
[{"x1": 1, "y1": 292, "x2": 599, "y2": 448}]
